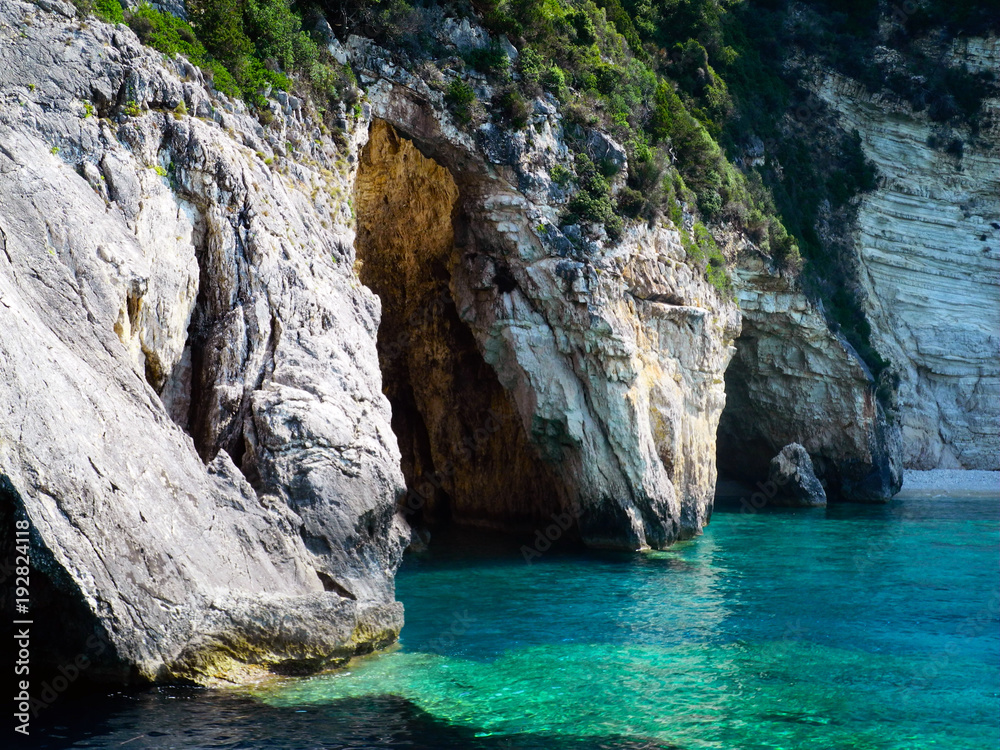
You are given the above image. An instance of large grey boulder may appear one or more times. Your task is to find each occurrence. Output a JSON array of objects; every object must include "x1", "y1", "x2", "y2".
[
  {"x1": 768, "y1": 443, "x2": 828, "y2": 507},
  {"x1": 0, "y1": 0, "x2": 406, "y2": 684}
]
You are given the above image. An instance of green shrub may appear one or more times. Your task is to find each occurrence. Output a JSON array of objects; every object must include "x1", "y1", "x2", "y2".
[
  {"x1": 445, "y1": 78, "x2": 476, "y2": 124},
  {"x1": 307, "y1": 61, "x2": 357, "y2": 107},
  {"x1": 128, "y1": 0, "x2": 333, "y2": 108},
  {"x1": 518, "y1": 48, "x2": 545, "y2": 85},
  {"x1": 494, "y1": 85, "x2": 529, "y2": 129},
  {"x1": 563, "y1": 153, "x2": 622, "y2": 239},
  {"x1": 541, "y1": 65, "x2": 567, "y2": 99},
  {"x1": 94, "y1": 0, "x2": 124, "y2": 24},
  {"x1": 624, "y1": 146, "x2": 668, "y2": 220},
  {"x1": 567, "y1": 8, "x2": 597, "y2": 45},
  {"x1": 127, "y1": 4, "x2": 241, "y2": 99},
  {"x1": 617, "y1": 187, "x2": 644, "y2": 218},
  {"x1": 72, "y1": 0, "x2": 125, "y2": 24},
  {"x1": 186, "y1": 0, "x2": 301, "y2": 105},
  {"x1": 242, "y1": 0, "x2": 319, "y2": 72},
  {"x1": 683, "y1": 222, "x2": 732, "y2": 295},
  {"x1": 666, "y1": 193, "x2": 683, "y2": 228},
  {"x1": 482, "y1": 3, "x2": 523, "y2": 37},
  {"x1": 465, "y1": 44, "x2": 510, "y2": 78},
  {"x1": 590, "y1": 0, "x2": 647, "y2": 60},
  {"x1": 550, "y1": 164, "x2": 574, "y2": 187}
]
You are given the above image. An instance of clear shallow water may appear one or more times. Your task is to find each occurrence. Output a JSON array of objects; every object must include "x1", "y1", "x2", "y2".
[{"x1": 33, "y1": 495, "x2": 1000, "y2": 749}]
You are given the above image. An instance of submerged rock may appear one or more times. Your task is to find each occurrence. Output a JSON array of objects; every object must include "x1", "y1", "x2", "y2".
[{"x1": 768, "y1": 444, "x2": 828, "y2": 507}]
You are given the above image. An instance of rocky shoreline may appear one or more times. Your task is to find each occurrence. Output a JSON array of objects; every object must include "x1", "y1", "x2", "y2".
[{"x1": 900, "y1": 470, "x2": 1000, "y2": 495}]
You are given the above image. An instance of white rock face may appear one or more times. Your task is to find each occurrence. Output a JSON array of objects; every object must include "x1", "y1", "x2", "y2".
[
  {"x1": 814, "y1": 67, "x2": 1000, "y2": 470},
  {"x1": 453, "y1": 220, "x2": 742, "y2": 546},
  {"x1": 0, "y1": 0, "x2": 405, "y2": 684}
]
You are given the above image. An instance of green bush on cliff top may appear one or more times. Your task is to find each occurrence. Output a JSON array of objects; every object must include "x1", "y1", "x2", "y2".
[
  {"x1": 81, "y1": 0, "x2": 900, "y2": 372},
  {"x1": 125, "y1": 1, "x2": 355, "y2": 114},
  {"x1": 70, "y1": 0, "x2": 124, "y2": 24},
  {"x1": 127, "y1": 3, "x2": 242, "y2": 99}
]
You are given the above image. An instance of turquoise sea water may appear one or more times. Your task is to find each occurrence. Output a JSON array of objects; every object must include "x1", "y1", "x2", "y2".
[{"x1": 35, "y1": 494, "x2": 999, "y2": 749}]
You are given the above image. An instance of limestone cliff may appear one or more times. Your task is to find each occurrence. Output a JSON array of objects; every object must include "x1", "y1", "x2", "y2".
[
  {"x1": 813, "y1": 61, "x2": 999, "y2": 470},
  {"x1": 0, "y1": 0, "x2": 406, "y2": 684},
  {"x1": 0, "y1": 0, "x2": 911, "y2": 686},
  {"x1": 350, "y1": 54, "x2": 742, "y2": 547}
]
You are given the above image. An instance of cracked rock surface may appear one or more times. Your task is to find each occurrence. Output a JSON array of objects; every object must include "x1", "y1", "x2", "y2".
[{"x1": 0, "y1": 0, "x2": 405, "y2": 684}]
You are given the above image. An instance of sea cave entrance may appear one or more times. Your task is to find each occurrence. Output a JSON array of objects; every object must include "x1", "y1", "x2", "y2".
[
  {"x1": 714, "y1": 322, "x2": 868, "y2": 504},
  {"x1": 352, "y1": 120, "x2": 565, "y2": 539},
  {"x1": 715, "y1": 331, "x2": 780, "y2": 496}
]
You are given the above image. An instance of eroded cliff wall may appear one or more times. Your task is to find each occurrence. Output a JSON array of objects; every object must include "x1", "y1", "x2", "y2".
[
  {"x1": 814, "y1": 56, "x2": 1000, "y2": 470},
  {"x1": 0, "y1": 0, "x2": 913, "y2": 685},
  {"x1": 350, "y1": 60, "x2": 743, "y2": 547},
  {"x1": 0, "y1": 0, "x2": 740, "y2": 683}
]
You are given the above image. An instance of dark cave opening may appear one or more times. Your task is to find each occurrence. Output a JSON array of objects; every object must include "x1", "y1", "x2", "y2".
[
  {"x1": 715, "y1": 334, "x2": 780, "y2": 492},
  {"x1": 353, "y1": 120, "x2": 569, "y2": 539},
  {"x1": 715, "y1": 330, "x2": 853, "y2": 504}
]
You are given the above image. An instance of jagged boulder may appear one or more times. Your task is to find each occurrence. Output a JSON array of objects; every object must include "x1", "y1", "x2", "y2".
[
  {"x1": 584, "y1": 129, "x2": 628, "y2": 174},
  {"x1": 768, "y1": 444, "x2": 828, "y2": 507},
  {"x1": 438, "y1": 16, "x2": 489, "y2": 51},
  {"x1": 0, "y1": 0, "x2": 406, "y2": 685}
]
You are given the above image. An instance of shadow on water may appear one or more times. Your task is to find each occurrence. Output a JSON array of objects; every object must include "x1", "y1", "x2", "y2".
[{"x1": 30, "y1": 688, "x2": 677, "y2": 750}]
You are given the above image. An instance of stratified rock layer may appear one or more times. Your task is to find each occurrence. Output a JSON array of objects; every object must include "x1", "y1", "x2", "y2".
[{"x1": 814, "y1": 67, "x2": 1000, "y2": 470}]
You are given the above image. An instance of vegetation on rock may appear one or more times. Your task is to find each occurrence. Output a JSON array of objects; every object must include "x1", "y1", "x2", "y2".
[
  {"x1": 75, "y1": 0, "x2": 993, "y2": 373},
  {"x1": 118, "y1": 1, "x2": 356, "y2": 115}
]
